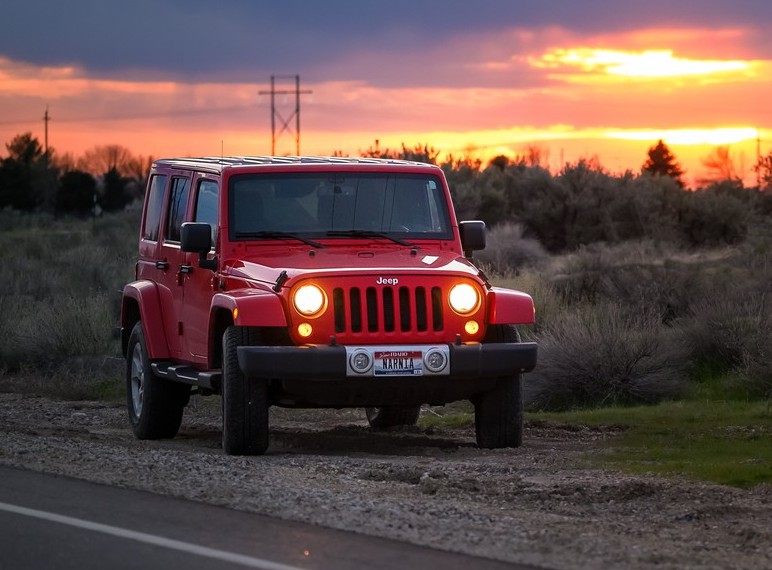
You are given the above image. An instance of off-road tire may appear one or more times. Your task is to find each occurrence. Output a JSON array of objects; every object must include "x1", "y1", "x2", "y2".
[
  {"x1": 126, "y1": 322, "x2": 190, "y2": 439},
  {"x1": 222, "y1": 326, "x2": 269, "y2": 455},
  {"x1": 365, "y1": 406, "x2": 421, "y2": 430},
  {"x1": 473, "y1": 324, "x2": 524, "y2": 449}
]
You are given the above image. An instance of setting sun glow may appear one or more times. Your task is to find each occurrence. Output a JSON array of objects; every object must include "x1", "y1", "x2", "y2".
[
  {"x1": 606, "y1": 128, "x2": 759, "y2": 145},
  {"x1": 533, "y1": 48, "x2": 754, "y2": 79}
]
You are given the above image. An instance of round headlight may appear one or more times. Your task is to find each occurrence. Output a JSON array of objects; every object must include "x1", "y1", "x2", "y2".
[
  {"x1": 293, "y1": 284, "x2": 326, "y2": 316},
  {"x1": 449, "y1": 283, "x2": 480, "y2": 314}
]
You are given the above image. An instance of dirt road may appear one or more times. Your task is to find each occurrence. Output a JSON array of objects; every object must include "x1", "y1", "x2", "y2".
[{"x1": 0, "y1": 392, "x2": 769, "y2": 569}]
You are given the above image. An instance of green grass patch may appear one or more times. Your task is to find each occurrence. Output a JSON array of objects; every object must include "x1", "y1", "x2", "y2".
[
  {"x1": 419, "y1": 401, "x2": 474, "y2": 429},
  {"x1": 532, "y1": 399, "x2": 772, "y2": 489}
]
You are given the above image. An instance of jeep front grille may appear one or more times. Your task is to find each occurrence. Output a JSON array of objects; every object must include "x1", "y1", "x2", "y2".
[{"x1": 333, "y1": 286, "x2": 444, "y2": 334}]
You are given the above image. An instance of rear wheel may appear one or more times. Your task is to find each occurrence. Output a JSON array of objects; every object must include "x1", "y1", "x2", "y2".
[
  {"x1": 473, "y1": 325, "x2": 523, "y2": 449},
  {"x1": 222, "y1": 326, "x2": 269, "y2": 455},
  {"x1": 365, "y1": 406, "x2": 421, "y2": 430},
  {"x1": 126, "y1": 322, "x2": 189, "y2": 439}
]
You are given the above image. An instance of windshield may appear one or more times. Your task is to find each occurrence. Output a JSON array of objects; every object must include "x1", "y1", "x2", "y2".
[{"x1": 228, "y1": 172, "x2": 452, "y2": 241}]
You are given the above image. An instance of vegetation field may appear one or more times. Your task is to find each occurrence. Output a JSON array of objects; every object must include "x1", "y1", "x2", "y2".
[{"x1": 1, "y1": 142, "x2": 770, "y2": 488}]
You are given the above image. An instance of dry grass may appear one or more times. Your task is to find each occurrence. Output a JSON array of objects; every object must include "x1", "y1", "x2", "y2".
[
  {"x1": 497, "y1": 240, "x2": 772, "y2": 409},
  {"x1": 0, "y1": 208, "x2": 138, "y2": 396}
]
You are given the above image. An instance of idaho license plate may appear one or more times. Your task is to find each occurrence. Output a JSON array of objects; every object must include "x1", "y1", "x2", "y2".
[{"x1": 374, "y1": 350, "x2": 423, "y2": 376}]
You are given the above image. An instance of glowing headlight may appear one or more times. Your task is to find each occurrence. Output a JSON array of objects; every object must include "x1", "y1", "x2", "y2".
[
  {"x1": 293, "y1": 284, "x2": 326, "y2": 316},
  {"x1": 449, "y1": 283, "x2": 480, "y2": 314}
]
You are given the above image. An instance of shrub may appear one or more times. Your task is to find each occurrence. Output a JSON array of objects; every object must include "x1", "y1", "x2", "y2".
[
  {"x1": 496, "y1": 270, "x2": 566, "y2": 336},
  {"x1": 548, "y1": 241, "x2": 730, "y2": 322},
  {"x1": 684, "y1": 267, "x2": 772, "y2": 399},
  {"x1": 525, "y1": 302, "x2": 689, "y2": 411},
  {"x1": 475, "y1": 222, "x2": 548, "y2": 274},
  {"x1": 679, "y1": 189, "x2": 749, "y2": 247}
]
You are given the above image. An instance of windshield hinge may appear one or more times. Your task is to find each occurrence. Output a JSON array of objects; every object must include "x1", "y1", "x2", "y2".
[{"x1": 273, "y1": 270, "x2": 289, "y2": 292}]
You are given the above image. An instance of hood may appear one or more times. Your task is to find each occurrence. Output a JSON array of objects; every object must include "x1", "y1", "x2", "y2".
[{"x1": 224, "y1": 246, "x2": 481, "y2": 286}]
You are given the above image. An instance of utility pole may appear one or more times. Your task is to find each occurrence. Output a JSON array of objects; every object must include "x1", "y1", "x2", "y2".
[
  {"x1": 259, "y1": 75, "x2": 312, "y2": 155},
  {"x1": 43, "y1": 106, "x2": 50, "y2": 158},
  {"x1": 757, "y1": 130, "x2": 762, "y2": 188}
]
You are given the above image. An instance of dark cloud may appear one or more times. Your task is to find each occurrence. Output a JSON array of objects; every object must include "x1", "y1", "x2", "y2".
[{"x1": 1, "y1": 0, "x2": 770, "y2": 84}]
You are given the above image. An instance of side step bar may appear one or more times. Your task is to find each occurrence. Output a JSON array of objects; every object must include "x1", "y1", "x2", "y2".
[{"x1": 151, "y1": 362, "x2": 222, "y2": 392}]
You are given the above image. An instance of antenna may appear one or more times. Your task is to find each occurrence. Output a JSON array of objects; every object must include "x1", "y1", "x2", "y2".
[{"x1": 259, "y1": 75, "x2": 312, "y2": 155}]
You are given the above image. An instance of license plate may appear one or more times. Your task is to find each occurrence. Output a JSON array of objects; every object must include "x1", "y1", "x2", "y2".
[{"x1": 374, "y1": 350, "x2": 423, "y2": 376}]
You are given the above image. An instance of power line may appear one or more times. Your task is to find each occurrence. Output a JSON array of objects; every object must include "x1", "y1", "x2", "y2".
[{"x1": 0, "y1": 104, "x2": 259, "y2": 127}]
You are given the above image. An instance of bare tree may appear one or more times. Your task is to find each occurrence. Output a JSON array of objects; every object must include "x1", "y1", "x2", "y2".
[
  {"x1": 77, "y1": 144, "x2": 136, "y2": 177},
  {"x1": 754, "y1": 151, "x2": 772, "y2": 190},
  {"x1": 517, "y1": 144, "x2": 550, "y2": 168},
  {"x1": 699, "y1": 146, "x2": 742, "y2": 186}
]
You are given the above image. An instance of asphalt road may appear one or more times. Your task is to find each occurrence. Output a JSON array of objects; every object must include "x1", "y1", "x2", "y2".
[{"x1": 0, "y1": 466, "x2": 537, "y2": 570}]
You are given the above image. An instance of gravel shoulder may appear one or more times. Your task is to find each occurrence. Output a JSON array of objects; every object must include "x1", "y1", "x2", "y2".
[{"x1": 0, "y1": 392, "x2": 770, "y2": 569}]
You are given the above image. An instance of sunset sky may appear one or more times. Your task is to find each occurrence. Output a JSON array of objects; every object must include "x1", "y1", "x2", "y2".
[{"x1": 1, "y1": 0, "x2": 771, "y2": 186}]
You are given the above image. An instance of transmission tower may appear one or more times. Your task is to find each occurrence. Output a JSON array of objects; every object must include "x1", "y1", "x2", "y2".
[{"x1": 259, "y1": 75, "x2": 312, "y2": 155}]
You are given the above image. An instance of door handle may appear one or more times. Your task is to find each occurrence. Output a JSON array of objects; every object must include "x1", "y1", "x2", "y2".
[
  {"x1": 179, "y1": 265, "x2": 194, "y2": 274},
  {"x1": 155, "y1": 261, "x2": 169, "y2": 270}
]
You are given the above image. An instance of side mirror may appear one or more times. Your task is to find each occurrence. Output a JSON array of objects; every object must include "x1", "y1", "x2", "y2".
[
  {"x1": 181, "y1": 222, "x2": 217, "y2": 270},
  {"x1": 459, "y1": 220, "x2": 486, "y2": 257}
]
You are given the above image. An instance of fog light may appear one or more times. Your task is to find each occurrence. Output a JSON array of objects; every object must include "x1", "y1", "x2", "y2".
[
  {"x1": 298, "y1": 323, "x2": 313, "y2": 337},
  {"x1": 464, "y1": 320, "x2": 480, "y2": 335},
  {"x1": 424, "y1": 349, "x2": 447, "y2": 373},
  {"x1": 349, "y1": 350, "x2": 372, "y2": 374}
]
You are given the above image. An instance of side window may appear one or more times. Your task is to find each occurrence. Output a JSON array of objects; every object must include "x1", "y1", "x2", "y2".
[
  {"x1": 164, "y1": 177, "x2": 191, "y2": 243},
  {"x1": 194, "y1": 179, "x2": 219, "y2": 245},
  {"x1": 142, "y1": 174, "x2": 167, "y2": 241}
]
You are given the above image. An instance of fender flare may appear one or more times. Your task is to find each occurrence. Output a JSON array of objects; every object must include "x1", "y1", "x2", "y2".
[
  {"x1": 211, "y1": 290, "x2": 287, "y2": 328},
  {"x1": 121, "y1": 281, "x2": 170, "y2": 359},
  {"x1": 486, "y1": 287, "x2": 535, "y2": 325}
]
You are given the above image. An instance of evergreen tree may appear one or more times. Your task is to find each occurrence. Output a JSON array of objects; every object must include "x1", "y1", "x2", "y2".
[
  {"x1": 101, "y1": 167, "x2": 132, "y2": 212},
  {"x1": 0, "y1": 132, "x2": 50, "y2": 211},
  {"x1": 642, "y1": 140, "x2": 685, "y2": 188},
  {"x1": 56, "y1": 170, "x2": 97, "y2": 215}
]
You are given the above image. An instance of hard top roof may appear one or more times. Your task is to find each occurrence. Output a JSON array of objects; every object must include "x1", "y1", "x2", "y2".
[{"x1": 152, "y1": 155, "x2": 438, "y2": 174}]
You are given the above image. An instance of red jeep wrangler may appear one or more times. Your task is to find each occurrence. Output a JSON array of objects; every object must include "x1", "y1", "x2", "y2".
[{"x1": 121, "y1": 156, "x2": 537, "y2": 455}]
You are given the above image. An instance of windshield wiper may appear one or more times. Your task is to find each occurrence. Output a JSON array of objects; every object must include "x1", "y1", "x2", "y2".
[
  {"x1": 326, "y1": 230, "x2": 414, "y2": 247},
  {"x1": 235, "y1": 231, "x2": 325, "y2": 248}
]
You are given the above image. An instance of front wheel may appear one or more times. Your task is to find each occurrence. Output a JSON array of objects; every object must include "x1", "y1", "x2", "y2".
[
  {"x1": 126, "y1": 321, "x2": 189, "y2": 439},
  {"x1": 473, "y1": 324, "x2": 524, "y2": 449},
  {"x1": 365, "y1": 406, "x2": 421, "y2": 430},
  {"x1": 221, "y1": 326, "x2": 269, "y2": 455}
]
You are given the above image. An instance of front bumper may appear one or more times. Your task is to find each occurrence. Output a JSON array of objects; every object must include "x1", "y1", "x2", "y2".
[{"x1": 237, "y1": 342, "x2": 537, "y2": 381}]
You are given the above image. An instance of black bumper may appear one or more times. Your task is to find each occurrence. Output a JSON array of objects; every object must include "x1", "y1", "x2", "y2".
[{"x1": 237, "y1": 342, "x2": 537, "y2": 381}]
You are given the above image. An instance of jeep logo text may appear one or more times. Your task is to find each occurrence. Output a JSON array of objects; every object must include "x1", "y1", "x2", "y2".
[{"x1": 376, "y1": 277, "x2": 399, "y2": 286}]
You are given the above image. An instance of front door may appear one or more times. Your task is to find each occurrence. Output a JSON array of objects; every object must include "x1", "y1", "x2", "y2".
[{"x1": 179, "y1": 174, "x2": 220, "y2": 362}]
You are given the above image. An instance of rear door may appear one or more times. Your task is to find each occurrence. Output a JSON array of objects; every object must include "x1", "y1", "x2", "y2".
[{"x1": 155, "y1": 174, "x2": 192, "y2": 358}]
